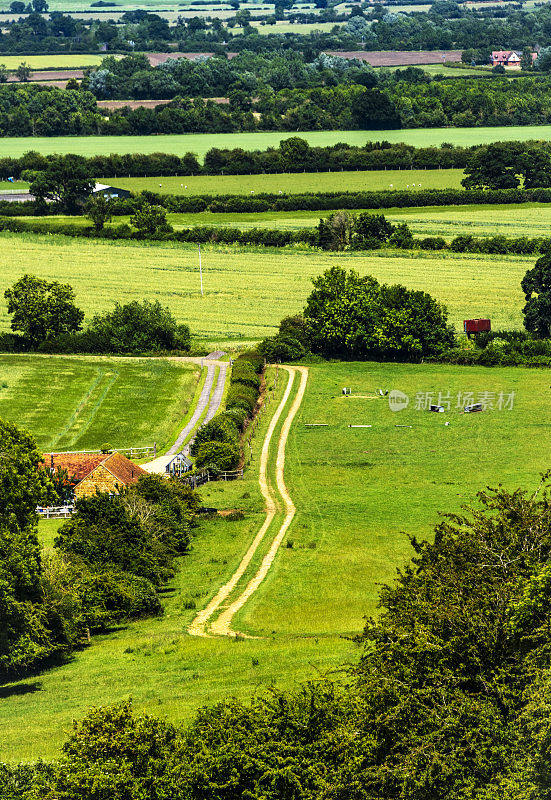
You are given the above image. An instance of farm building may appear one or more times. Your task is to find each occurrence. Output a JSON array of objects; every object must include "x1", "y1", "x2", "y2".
[
  {"x1": 43, "y1": 451, "x2": 146, "y2": 499},
  {"x1": 93, "y1": 183, "x2": 131, "y2": 199},
  {"x1": 490, "y1": 50, "x2": 537, "y2": 69}
]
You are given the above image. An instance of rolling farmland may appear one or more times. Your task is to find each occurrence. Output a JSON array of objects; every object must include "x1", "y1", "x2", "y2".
[
  {"x1": 109, "y1": 168, "x2": 465, "y2": 196},
  {"x1": 0, "y1": 355, "x2": 198, "y2": 452},
  {"x1": 0, "y1": 232, "x2": 529, "y2": 340},
  {"x1": 3, "y1": 360, "x2": 550, "y2": 760},
  {"x1": 3, "y1": 125, "x2": 551, "y2": 159}
]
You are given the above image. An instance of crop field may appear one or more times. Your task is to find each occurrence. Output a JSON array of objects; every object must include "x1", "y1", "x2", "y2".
[
  {"x1": 0, "y1": 231, "x2": 531, "y2": 339},
  {"x1": 3, "y1": 359, "x2": 550, "y2": 761},
  {"x1": 0, "y1": 355, "x2": 198, "y2": 452},
  {"x1": 0, "y1": 54, "x2": 106, "y2": 69},
  {"x1": 110, "y1": 168, "x2": 464, "y2": 196},
  {"x1": 4, "y1": 124, "x2": 551, "y2": 159}
]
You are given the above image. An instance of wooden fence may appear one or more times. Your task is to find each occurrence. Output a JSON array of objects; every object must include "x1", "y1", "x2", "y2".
[
  {"x1": 48, "y1": 444, "x2": 157, "y2": 459},
  {"x1": 180, "y1": 468, "x2": 243, "y2": 488},
  {"x1": 37, "y1": 505, "x2": 74, "y2": 519}
]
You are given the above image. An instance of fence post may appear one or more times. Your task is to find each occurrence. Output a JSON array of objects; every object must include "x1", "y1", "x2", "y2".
[{"x1": 154, "y1": 442, "x2": 157, "y2": 457}]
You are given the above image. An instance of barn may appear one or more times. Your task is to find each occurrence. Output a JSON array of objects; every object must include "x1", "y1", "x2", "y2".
[{"x1": 43, "y1": 451, "x2": 146, "y2": 499}]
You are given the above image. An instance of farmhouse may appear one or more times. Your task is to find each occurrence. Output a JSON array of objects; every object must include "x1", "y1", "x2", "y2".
[
  {"x1": 43, "y1": 451, "x2": 146, "y2": 499},
  {"x1": 490, "y1": 50, "x2": 537, "y2": 69}
]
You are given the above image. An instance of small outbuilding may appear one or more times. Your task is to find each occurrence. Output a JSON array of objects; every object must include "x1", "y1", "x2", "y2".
[{"x1": 165, "y1": 452, "x2": 193, "y2": 477}]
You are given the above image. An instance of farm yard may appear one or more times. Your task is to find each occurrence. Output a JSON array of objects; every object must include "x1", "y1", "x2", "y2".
[
  {"x1": 0, "y1": 231, "x2": 531, "y2": 341},
  {"x1": 3, "y1": 359, "x2": 550, "y2": 761},
  {"x1": 0, "y1": 354, "x2": 199, "y2": 452}
]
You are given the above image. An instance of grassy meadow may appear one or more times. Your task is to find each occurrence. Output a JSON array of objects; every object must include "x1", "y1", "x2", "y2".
[
  {"x1": 109, "y1": 168, "x2": 464, "y2": 196},
  {"x1": 0, "y1": 355, "x2": 198, "y2": 452},
  {"x1": 4, "y1": 125, "x2": 551, "y2": 159},
  {"x1": 0, "y1": 231, "x2": 530, "y2": 339},
  {"x1": 3, "y1": 360, "x2": 551, "y2": 761}
]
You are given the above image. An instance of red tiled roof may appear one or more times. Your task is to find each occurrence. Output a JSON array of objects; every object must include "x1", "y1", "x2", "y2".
[
  {"x1": 42, "y1": 452, "x2": 146, "y2": 486},
  {"x1": 43, "y1": 452, "x2": 105, "y2": 481},
  {"x1": 102, "y1": 452, "x2": 147, "y2": 485}
]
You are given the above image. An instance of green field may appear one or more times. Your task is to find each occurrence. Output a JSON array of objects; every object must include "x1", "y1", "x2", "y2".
[
  {"x1": 0, "y1": 54, "x2": 106, "y2": 69},
  {"x1": 109, "y1": 168, "x2": 464, "y2": 196},
  {"x1": 0, "y1": 231, "x2": 531, "y2": 339},
  {"x1": 3, "y1": 360, "x2": 550, "y2": 761},
  {"x1": 3, "y1": 125, "x2": 551, "y2": 159},
  {"x1": 0, "y1": 355, "x2": 198, "y2": 452}
]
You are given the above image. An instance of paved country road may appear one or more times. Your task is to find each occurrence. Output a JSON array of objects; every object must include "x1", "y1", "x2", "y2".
[{"x1": 143, "y1": 357, "x2": 227, "y2": 474}]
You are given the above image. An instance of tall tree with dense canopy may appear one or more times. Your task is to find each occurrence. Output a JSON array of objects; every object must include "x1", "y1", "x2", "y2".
[
  {"x1": 522, "y1": 254, "x2": 551, "y2": 337},
  {"x1": 4, "y1": 274, "x2": 84, "y2": 348},
  {"x1": 303, "y1": 265, "x2": 454, "y2": 360}
]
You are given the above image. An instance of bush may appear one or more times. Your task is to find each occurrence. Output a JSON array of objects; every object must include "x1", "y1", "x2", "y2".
[
  {"x1": 259, "y1": 335, "x2": 306, "y2": 362},
  {"x1": 226, "y1": 384, "x2": 259, "y2": 415},
  {"x1": 231, "y1": 360, "x2": 261, "y2": 390},
  {"x1": 194, "y1": 441, "x2": 240, "y2": 471},
  {"x1": 235, "y1": 350, "x2": 264, "y2": 373},
  {"x1": 190, "y1": 415, "x2": 239, "y2": 456}
]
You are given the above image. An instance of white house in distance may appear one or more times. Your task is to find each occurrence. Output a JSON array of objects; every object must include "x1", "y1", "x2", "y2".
[{"x1": 490, "y1": 50, "x2": 537, "y2": 69}]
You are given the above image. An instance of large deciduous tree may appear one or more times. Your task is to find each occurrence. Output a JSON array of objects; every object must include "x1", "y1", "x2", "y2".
[
  {"x1": 522, "y1": 253, "x2": 551, "y2": 337},
  {"x1": 4, "y1": 274, "x2": 84, "y2": 348},
  {"x1": 25, "y1": 154, "x2": 95, "y2": 213},
  {"x1": 303, "y1": 265, "x2": 454, "y2": 360}
]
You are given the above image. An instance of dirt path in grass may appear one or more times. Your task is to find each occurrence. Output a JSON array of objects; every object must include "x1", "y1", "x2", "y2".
[{"x1": 189, "y1": 365, "x2": 308, "y2": 638}]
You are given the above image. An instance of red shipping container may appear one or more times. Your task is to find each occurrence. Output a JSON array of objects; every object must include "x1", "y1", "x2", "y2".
[{"x1": 464, "y1": 319, "x2": 491, "y2": 334}]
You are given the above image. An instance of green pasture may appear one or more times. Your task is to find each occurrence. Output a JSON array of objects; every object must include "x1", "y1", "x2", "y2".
[
  {"x1": 0, "y1": 355, "x2": 198, "y2": 452},
  {"x1": 253, "y1": 20, "x2": 343, "y2": 32},
  {"x1": 110, "y1": 168, "x2": 464, "y2": 196},
  {"x1": 5, "y1": 124, "x2": 551, "y2": 159},
  {"x1": 3, "y1": 360, "x2": 550, "y2": 761},
  {"x1": 0, "y1": 231, "x2": 529, "y2": 339}
]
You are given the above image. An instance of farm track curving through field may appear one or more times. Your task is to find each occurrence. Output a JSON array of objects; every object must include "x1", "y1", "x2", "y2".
[{"x1": 189, "y1": 365, "x2": 308, "y2": 638}]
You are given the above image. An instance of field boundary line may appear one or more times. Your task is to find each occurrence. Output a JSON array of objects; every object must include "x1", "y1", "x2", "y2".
[
  {"x1": 188, "y1": 366, "x2": 296, "y2": 638},
  {"x1": 210, "y1": 366, "x2": 308, "y2": 638}
]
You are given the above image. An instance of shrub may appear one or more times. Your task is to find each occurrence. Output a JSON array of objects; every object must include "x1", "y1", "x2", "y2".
[
  {"x1": 190, "y1": 415, "x2": 239, "y2": 457},
  {"x1": 259, "y1": 335, "x2": 306, "y2": 362},
  {"x1": 194, "y1": 441, "x2": 240, "y2": 471},
  {"x1": 235, "y1": 350, "x2": 264, "y2": 373},
  {"x1": 226, "y1": 384, "x2": 258, "y2": 415},
  {"x1": 231, "y1": 360, "x2": 260, "y2": 390}
]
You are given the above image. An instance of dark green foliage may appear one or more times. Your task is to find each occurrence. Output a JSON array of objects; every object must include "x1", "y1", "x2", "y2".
[
  {"x1": 0, "y1": 419, "x2": 61, "y2": 682},
  {"x1": 230, "y1": 360, "x2": 260, "y2": 390},
  {"x1": 130, "y1": 203, "x2": 173, "y2": 237},
  {"x1": 194, "y1": 441, "x2": 240, "y2": 471},
  {"x1": 4, "y1": 274, "x2": 84, "y2": 349},
  {"x1": 258, "y1": 335, "x2": 306, "y2": 363},
  {"x1": 225, "y1": 384, "x2": 258, "y2": 415},
  {"x1": 55, "y1": 491, "x2": 174, "y2": 586},
  {"x1": 85, "y1": 194, "x2": 112, "y2": 231},
  {"x1": 304, "y1": 265, "x2": 454, "y2": 361},
  {"x1": 87, "y1": 300, "x2": 190, "y2": 354},
  {"x1": 522, "y1": 254, "x2": 551, "y2": 338},
  {"x1": 25, "y1": 154, "x2": 95, "y2": 213},
  {"x1": 190, "y1": 415, "x2": 240, "y2": 457}
]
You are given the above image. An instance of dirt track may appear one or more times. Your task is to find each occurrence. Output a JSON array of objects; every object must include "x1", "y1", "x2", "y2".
[{"x1": 189, "y1": 365, "x2": 308, "y2": 638}]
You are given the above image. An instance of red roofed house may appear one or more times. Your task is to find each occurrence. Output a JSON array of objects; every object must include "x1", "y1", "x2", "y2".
[
  {"x1": 43, "y1": 451, "x2": 147, "y2": 500},
  {"x1": 491, "y1": 50, "x2": 537, "y2": 69}
]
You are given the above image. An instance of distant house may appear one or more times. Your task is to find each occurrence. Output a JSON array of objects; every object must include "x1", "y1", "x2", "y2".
[
  {"x1": 165, "y1": 452, "x2": 193, "y2": 477},
  {"x1": 490, "y1": 50, "x2": 537, "y2": 69},
  {"x1": 93, "y1": 183, "x2": 131, "y2": 199},
  {"x1": 43, "y1": 451, "x2": 146, "y2": 499}
]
